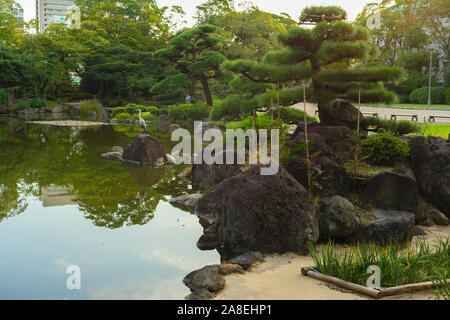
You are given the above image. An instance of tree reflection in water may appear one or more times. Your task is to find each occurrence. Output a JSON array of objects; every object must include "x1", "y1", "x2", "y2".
[{"x1": 0, "y1": 116, "x2": 192, "y2": 228}]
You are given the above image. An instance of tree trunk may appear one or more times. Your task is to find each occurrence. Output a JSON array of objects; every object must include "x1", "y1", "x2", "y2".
[
  {"x1": 200, "y1": 77, "x2": 213, "y2": 106},
  {"x1": 22, "y1": 87, "x2": 27, "y2": 100}
]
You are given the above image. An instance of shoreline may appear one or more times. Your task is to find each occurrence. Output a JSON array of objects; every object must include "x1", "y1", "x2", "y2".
[{"x1": 214, "y1": 225, "x2": 450, "y2": 300}]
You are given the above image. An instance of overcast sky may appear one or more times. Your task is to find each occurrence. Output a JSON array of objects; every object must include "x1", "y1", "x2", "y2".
[{"x1": 17, "y1": 0, "x2": 381, "y2": 23}]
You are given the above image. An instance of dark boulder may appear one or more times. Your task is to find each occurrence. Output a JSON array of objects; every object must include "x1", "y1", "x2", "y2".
[
  {"x1": 416, "y1": 208, "x2": 450, "y2": 227},
  {"x1": 191, "y1": 149, "x2": 243, "y2": 189},
  {"x1": 169, "y1": 193, "x2": 203, "y2": 212},
  {"x1": 183, "y1": 265, "x2": 225, "y2": 293},
  {"x1": 122, "y1": 134, "x2": 166, "y2": 165},
  {"x1": 100, "y1": 146, "x2": 124, "y2": 161},
  {"x1": 285, "y1": 123, "x2": 353, "y2": 197},
  {"x1": 185, "y1": 289, "x2": 213, "y2": 300},
  {"x1": 226, "y1": 252, "x2": 265, "y2": 270},
  {"x1": 347, "y1": 210, "x2": 415, "y2": 245},
  {"x1": 196, "y1": 233, "x2": 219, "y2": 251},
  {"x1": 318, "y1": 196, "x2": 361, "y2": 239},
  {"x1": 363, "y1": 167, "x2": 418, "y2": 213},
  {"x1": 195, "y1": 166, "x2": 319, "y2": 255},
  {"x1": 408, "y1": 136, "x2": 450, "y2": 218},
  {"x1": 218, "y1": 264, "x2": 245, "y2": 275},
  {"x1": 320, "y1": 99, "x2": 363, "y2": 129}
]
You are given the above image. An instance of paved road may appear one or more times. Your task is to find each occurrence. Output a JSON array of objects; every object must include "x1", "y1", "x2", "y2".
[{"x1": 291, "y1": 102, "x2": 450, "y2": 124}]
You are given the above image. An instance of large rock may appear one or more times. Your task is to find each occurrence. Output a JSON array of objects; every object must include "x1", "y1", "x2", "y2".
[
  {"x1": 347, "y1": 210, "x2": 415, "y2": 245},
  {"x1": 183, "y1": 265, "x2": 225, "y2": 293},
  {"x1": 122, "y1": 134, "x2": 166, "y2": 165},
  {"x1": 169, "y1": 193, "x2": 203, "y2": 211},
  {"x1": 101, "y1": 146, "x2": 124, "y2": 161},
  {"x1": 416, "y1": 209, "x2": 450, "y2": 227},
  {"x1": 285, "y1": 123, "x2": 353, "y2": 197},
  {"x1": 408, "y1": 136, "x2": 450, "y2": 218},
  {"x1": 226, "y1": 252, "x2": 265, "y2": 270},
  {"x1": 363, "y1": 167, "x2": 418, "y2": 213},
  {"x1": 318, "y1": 196, "x2": 361, "y2": 239},
  {"x1": 195, "y1": 166, "x2": 319, "y2": 255},
  {"x1": 320, "y1": 99, "x2": 363, "y2": 129},
  {"x1": 191, "y1": 149, "x2": 243, "y2": 189}
]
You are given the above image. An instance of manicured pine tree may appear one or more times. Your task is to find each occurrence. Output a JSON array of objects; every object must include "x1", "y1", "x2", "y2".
[
  {"x1": 153, "y1": 25, "x2": 226, "y2": 106},
  {"x1": 224, "y1": 6, "x2": 404, "y2": 124}
]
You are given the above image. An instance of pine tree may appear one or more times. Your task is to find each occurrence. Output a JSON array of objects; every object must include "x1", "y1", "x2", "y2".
[
  {"x1": 153, "y1": 25, "x2": 226, "y2": 106},
  {"x1": 223, "y1": 6, "x2": 404, "y2": 124}
]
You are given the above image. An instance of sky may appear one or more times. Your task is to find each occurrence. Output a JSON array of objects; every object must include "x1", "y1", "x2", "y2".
[{"x1": 17, "y1": 0, "x2": 381, "y2": 23}]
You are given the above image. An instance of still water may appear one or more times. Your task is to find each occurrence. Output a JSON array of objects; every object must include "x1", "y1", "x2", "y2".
[{"x1": 0, "y1": 115, "x2": 219, "y2": 299}]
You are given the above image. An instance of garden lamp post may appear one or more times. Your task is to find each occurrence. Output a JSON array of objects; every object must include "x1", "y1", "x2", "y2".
[{"x1": 428, "y1": 48, "x2": 433, "y2": 106}]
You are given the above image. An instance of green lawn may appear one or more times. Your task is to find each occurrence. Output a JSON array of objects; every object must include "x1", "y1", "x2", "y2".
[
  {"x1": 366, "y1": 103, "x2": 450, "y2": 110},
  {"x1": 420, "y1": 123, "x2": 450, "y2": 139}
]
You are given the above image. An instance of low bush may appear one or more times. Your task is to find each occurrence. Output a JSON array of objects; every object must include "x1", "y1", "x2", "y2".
[
  {"x1": 360, "y1": 131, "x2": 410, "y2": 166},
  {"x1": 409, "y1": 86, "x2": 447, "y2": 104},
  {"x1": 361, "y1": 117, "x2": 420, "y2": 135},
  {"x1": 168, "y1": 104, "x2": 209, "y2": 121},
  {"x1": 279, "y1": 107, "x2": 317, "y2": 124},
  {"x1": 445, "y1": 87, "x2": 450, "y2": 104},
  {"x1": 114, "y1": 112, "x2": 131, "y2": 120},
  {"x1": 0, "y1": 89, "x2": 7, "y2": 105},
  {"x1": 80, "y1": 99, "x2": 101, "y2": 118},
  {"x1": 132, "y1": 112, "x2": 156, "y2": 121},
  {"x1": 30, "y1": 98, "x2": 46, "y2": 109}
]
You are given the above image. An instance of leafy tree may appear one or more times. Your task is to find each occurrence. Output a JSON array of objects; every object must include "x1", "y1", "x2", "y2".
[
  {"x1": 224, "y1": 6, "x2": 403, "y2": 124},
  {"x1": 153, "y1": 24, "x2": 226, "y2": 106},
  {"x1": 196, "y1": 1, "x2": 292, "y2": 61}
]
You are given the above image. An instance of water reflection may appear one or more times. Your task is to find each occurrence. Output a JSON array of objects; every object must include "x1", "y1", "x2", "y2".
[
  {"x1": 0, "y1": 115, "x2": 190, "y2": 227},
  {"x1": 0, "y1": 115, "x2": 216, "y2": 299}
]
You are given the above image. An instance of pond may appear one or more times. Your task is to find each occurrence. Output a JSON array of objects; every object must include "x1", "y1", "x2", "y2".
[{"x1": 0, "y1": 115, "x2": 219, "y2": 300}]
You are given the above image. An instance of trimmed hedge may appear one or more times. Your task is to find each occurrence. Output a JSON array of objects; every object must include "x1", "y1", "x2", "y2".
[
  {"x1": 445, "y1": 87, "x2": 450, "y2": 104},
  {"x1": 361, "y1": 117, "x2": 420, "y2": 135},
  {"x1": 112, "y1": 104, "x2": 159, "y2": 116},
  {"x1": 361, "y1": 132, "x2": 410, "y2": 166},
  {"x1": 409, "y1": 86, "x2": 447, "y2": 104},
  {"x1": 30, "y1": 98, "x2": 46, "y2": 109},
  {"x1": 168, "y1": 104, "x2": 210, "y2": 121}
]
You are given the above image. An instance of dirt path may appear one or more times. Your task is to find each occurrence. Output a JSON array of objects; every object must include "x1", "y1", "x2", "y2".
[{"x1": 214, "y1": 225, "x2": 450, "y2": 300}]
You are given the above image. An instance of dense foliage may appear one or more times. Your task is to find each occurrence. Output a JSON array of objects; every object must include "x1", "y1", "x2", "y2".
[{"x1": 360, "y1": 131, "x2": 410, "y2": 166}]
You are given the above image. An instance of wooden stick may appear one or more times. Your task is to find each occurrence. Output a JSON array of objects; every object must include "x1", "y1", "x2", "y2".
[
  {"x1": 353, "y1": 88, "x2": 361, "y2": 190},
  {"x1": 277, "y1": 83, "x2": 280, "y2": 130},
  {"x1": 302, "y1": 266, "x2": 450, "y2": 299},
  {"x1": 376, "y1": 280, "x2": 450, "y2": 299},
  {"x1": 302, "y1": 267, "x2": 380, "y2": 298},
  {"x1": 303, "y1": 83, "x2": 312, "y2": 197}
]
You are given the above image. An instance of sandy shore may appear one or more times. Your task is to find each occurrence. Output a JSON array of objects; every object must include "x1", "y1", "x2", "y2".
[{"x1": 215, "y1": 225, "x2": 450, "y2": 300}]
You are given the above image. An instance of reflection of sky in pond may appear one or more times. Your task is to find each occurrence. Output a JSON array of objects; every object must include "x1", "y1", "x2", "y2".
[{"x1": 0, "y1": 116, "x2": 219, "y2": 299}]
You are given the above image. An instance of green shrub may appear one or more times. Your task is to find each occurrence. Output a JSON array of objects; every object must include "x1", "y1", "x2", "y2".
[
  {"x1": 114, "y1": 112, "x2": 131, "y2": 120},
  {"x1": 168, "y1": 104, "x2": 209, "y2": 121},
  {"x1": 80, "y1": 99, "x2": 101, "y2": 118},
  {"x1": 361, "y1": 117, "x2": 420, "y2": 135},
  {"x1": 132, "y1": 112, "x2": 156, "y2": 121},
  {"x1": 30, "y1": 98, "x2": 46, "y2": 109},
  {"x1": 409, "y1": 86, "x2": 447, "y2": 104},
  {"x1": 360, "y1": 131, "x2": 410, "y2": 166},
  {"x1": 279, "y1": 107, "x2": 317, "y2": 124},
  {"x1": 445, "y1": 87, "x2": 450, "y2": 104},
  {"x1": 226, "y1": 113, "x2": 287, "y2": 133},
  {"x1": 0, "y1": 89, "x2": 7, "y2": 105}
]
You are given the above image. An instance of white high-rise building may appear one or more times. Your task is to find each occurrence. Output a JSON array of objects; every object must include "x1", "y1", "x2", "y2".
[{"x1": 36, "y1": 0, "x2": 75, "y2": 32}]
